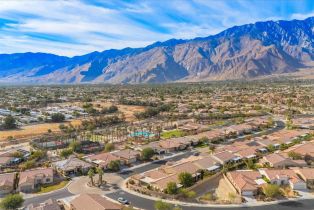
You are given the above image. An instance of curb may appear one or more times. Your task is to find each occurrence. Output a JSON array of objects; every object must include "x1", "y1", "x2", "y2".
[
  {"x1": 23, "y1": 180, "x2": 73, "y2": 199},
  {"x1": 122, "y1": 178, "x2": 314, "y2": 208}
]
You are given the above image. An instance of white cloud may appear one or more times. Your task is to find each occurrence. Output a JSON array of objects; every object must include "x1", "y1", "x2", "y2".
[
  {"x1": 290, "y1": 12, "x2": 314, "y2": 20},
  {"x1": 0, "y1": 0, "x2": 313, "y2": 56}
]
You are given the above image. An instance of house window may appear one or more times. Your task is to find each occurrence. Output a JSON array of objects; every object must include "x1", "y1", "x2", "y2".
[{"x1": 46, "y1": 178, "x2": 50, "y2": 182}]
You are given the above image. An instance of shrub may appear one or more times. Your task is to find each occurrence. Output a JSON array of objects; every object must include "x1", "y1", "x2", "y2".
[
  {"x1": 141, "y1": 147, "x2": 155, "y2": 160},
  {"x1": 51, "y1": 113, "x2": 65, "y2": 122},
  {"x1": 3, "y1": 115, "x2": 17, "y2": 129},
  {"x1": 178, "y1": 172, "x2": 194, "y2": 188},
  {"x1": 262, "y1": 184, "x2": 280, "y2": 198},
  {"x1": 288, "y1": 151, "x2": 302, "y2": 160},
  {"x1": 60, "y1": 148, "x2": 73, "y2": 158},
  {"x1": 201, "y1": 192, "x2": 215, "y2": 201},
  {"x1": 179, "y1": 189, "x2": 196, "y2": 198},
  {"x1": 165, "y1": 182, "x2": 178, "y2": 194},
  {"x1": 0, "y1": 194, "x2": 24, "y2": 210},
  {"x1": 154, "y1": 200, "x2": 173, "y2": 210},
  {"x1": 108, "y1": 160, "x2": 120, "y2": 171}
]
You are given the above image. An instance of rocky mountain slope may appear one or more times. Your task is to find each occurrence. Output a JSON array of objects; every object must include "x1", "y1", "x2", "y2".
[{"x1": 1, "y1": 17, "x2": 314, "y2": 84}]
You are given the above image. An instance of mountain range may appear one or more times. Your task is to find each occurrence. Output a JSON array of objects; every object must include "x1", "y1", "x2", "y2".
[{"x1": 1, "y1": 17, "x2": 314, "y2": 84}]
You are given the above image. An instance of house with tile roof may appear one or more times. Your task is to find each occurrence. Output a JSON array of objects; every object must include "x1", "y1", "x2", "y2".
[
  {"x1": 259, "y1": 168, "x2": 306, "y2": 190},
  {"x1": 85, "y1": 152, "x2": 120, "y2": 170},
  {"x1": 111, "y1": 149, "x2": 140, "y2": 164},
  {"x1": 69, "y1": 194, "x2": 122, "y2": 210},
  {"x1": 260, "y1": 153, "x2": 307, "y2": 168},
  {"x1": 53, "y1": 156, "x2": 92, "y2": 176},
  {"x1": 225, "y1": 170, "x2": 266, "y2": 196},
  {"x1": 27, "y1": 199, "x2": 61, "y2": 210},
  {"x1": 283, "y1": 141, "x2": 314, "y2": 158},
  {"x1": 212, "y1": 151, "x2": 241, "y2": 164},
  {"x1": 0, "y1": 173, "x2": 15, "y2": 195},
  {"x1": 19, "y1": 168, "x2": 53, "y2": 193},
  {"x1": 294, "y1": 168, "x2": 314, "y2": 189},
  {"x1": 131, "y1": 155, "x2": 219, "y2": 192}
]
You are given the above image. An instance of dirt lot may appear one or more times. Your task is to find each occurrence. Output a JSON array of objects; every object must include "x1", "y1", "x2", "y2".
[
  {"x1": 57, "y1": 101, "x2": 146, "y2": 122},
  {"x1": 215, "y1": 176, "x2": 242, "y2": 204},
  {"x1": 0, "y1": 101, "x2": 145, "y2": 141},
  {"x1": 0, "y1": 119, "x2": 81, "y2": 141}
]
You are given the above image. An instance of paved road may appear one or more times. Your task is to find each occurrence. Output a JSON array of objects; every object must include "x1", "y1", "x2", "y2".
[
  {"x1": 23, "y1": 188, "x2": 73, "y2": 207},
  {"x1": 23, "y1": 151, "x2": 194, "y2": 207},
  {"x1": 24, "y1": 120, "x2": 292, "y2": 209},
  {"x1": 118, "y1": 151, "x2": 195, "y2": 179},
  {"x1": 107, "y1": 189, "x2": 314, "y2": 210}
]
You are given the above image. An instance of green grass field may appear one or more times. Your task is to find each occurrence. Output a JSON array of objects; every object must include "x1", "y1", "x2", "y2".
[
  {"x1": 161, "y1": 129, "x2": 185, "y2": 139},
  {"x1": 36, "y1": 181, "x2": 69, "y2": 194}
]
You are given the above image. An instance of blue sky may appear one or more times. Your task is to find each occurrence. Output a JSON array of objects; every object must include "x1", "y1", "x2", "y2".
[{"x1": 0, "y1": 0, "x2": 314, "y2": 56}]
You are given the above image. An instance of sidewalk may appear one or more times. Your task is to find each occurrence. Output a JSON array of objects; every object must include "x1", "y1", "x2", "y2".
[
  {"x1": 22, "y1": 180, "x2": 72, "y2": 199},
  {"x1": 121, "y1": 177, "x2": 314, "y2": 208}
]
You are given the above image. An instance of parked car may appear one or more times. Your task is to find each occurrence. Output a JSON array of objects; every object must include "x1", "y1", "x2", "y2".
[{"x1": 118, "y1": 197, "x2": 129, "y2": 204}]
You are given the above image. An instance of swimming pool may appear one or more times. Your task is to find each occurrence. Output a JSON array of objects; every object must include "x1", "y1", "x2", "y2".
[{"x1": 129, "y1": 131, "x2": 155, "y2": 138}]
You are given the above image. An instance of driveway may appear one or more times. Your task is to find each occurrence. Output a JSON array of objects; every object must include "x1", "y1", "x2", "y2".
[{"x1": 193, "y1": 174, "x2": 222, "y2": 196}]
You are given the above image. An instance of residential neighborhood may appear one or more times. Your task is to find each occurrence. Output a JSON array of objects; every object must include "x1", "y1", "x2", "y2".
[{"x1": 0, "y1": 82, "x2": 313, "y2": 210}]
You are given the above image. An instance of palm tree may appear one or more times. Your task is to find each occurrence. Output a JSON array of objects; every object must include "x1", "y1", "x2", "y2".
[
  {"x1": 97, "y1": 167, "x2": 104, "y2": 186},
  {"x1": 156, "y1": 125, "x2": 162, "y2": 140},
  {"x1": 88, "y1": 169, "x2": 95, "y2": 186}
]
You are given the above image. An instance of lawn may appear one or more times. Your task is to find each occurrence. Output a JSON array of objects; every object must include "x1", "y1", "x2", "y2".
[
  {"x1": 36, "y1": 181, "x2": 69, "y2": 194},
  {"x1": 161, "y1": 129, "x2": 185, "y2": 139}
]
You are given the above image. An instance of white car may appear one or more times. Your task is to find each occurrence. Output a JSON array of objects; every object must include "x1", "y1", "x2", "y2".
[{"x1": 117, "y1": 197, "x2": 129, "y2": 204}]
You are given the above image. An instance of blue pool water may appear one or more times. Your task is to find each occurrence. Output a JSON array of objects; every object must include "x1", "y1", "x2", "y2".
[{"x1": 129, "y1": 131, "x2": 155, "y2": 138}]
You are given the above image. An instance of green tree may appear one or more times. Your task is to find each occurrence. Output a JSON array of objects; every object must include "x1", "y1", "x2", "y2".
[
  {"x1": 267, "y1": 144, "x2": 276, "y2": 152},
  {"x1": 69, "y1": 141, "x2": 81, "y2": 152},
  {"x1": 29, "y1": 150, "x2": 45, "y2": 160},
  {"x1": 60, "y1": 148, "x2": 73, "y2": 158},
  {"x1": 165, "y1": 181, "x2": 178, "y2": 194},
  {"x1": 108, "y1": 160, "x2": 120, "y2": 171},
  {"x1": 244, "y1": 159, "x2": 255, "y2": 169},
  {"x1": 141, "y1": 147, "x2": 155, "y2": 160},
  {"x1": 104, "y1": 143, "x2": 115, "y2": 152},
  {"x1": 88, "y1": 168, "x2": 95, "y2": 186},
  {"x1": 262, "y1": 184, "x2": 280, "y2": 198},
  {"x1": 51, "y1": 113, "x2": 65, "y2": 122},
  {"x1": 97, "y1": 167, "x2": 104, "y2": 185},
  {"x1": 3, "y1": 115, "x2": 17, "y2": 129},
  {"x1": 0, "y1": 194, "x2": 24, "y2": 210},
  {"x1": 178, "y1": 172, "x2": 194, "y2": 188},
  {"x1": 154, "y1": 200, "x2": 173, "y2": 210}
]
